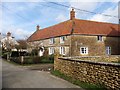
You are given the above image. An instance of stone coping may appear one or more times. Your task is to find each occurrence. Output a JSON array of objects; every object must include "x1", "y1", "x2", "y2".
[
  {"x1": 68, "y1": 55, "x2": 120, "y2": 58},
  {"x1": 58, "y1": 57, "x2": 120, "y2": 67}
]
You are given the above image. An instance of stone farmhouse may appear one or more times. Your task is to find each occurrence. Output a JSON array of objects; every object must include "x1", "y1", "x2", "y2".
[{"x1": 27, "y1": 9, "x2": 120, "y2": 57}]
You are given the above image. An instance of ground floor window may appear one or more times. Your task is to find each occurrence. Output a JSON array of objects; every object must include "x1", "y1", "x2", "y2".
[
  {"x1": 60, "y1": 47, "x2": 65, "y2": 55},
  {"x1": 80, "y1": 47, "x2": 88, "y2": 55},
  {"x1": 49, "y1": 47, "x2": 54, "y2": 55},
  {"x1": 106, "y1": 46, "x2": 111, "y2": 55}
]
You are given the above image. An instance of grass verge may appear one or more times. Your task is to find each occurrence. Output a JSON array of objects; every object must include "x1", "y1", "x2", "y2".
[{"x1": 51, "y1": 70, "x2": 106, "y2": 90}]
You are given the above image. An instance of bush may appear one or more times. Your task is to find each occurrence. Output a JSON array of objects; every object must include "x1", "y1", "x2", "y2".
[
  {"x1": 10, "y1": 57, "x2": 21, "y2": 64},
  {"x1": 23, "y1": 56, "x2": 34, "y2": 64},
  {"x1": 10, "y1": 55, "x2": 54, "y2": 65},
  {"x1": 40, "y1": 54, "x2": 54, "y2": 63},
  {"x1": 2, "y1": 53, "x2": 7, "y2": 59},
  {"x1": 33, "y1": 56, "x2": 41, "y2": 64},
  {"x1": 11, "y1": 51, "x2": 19, "y2": 57}
]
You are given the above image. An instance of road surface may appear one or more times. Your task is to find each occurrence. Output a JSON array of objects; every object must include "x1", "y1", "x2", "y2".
[
  {"x1": 0, "y1": 58, "x2": 2, "y2": 89},
  {"x1": 2, "y1": 59, "x2": 83, "y2": 89}
]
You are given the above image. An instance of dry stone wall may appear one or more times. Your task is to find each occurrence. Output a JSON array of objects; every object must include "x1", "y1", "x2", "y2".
[{"x1": 54, "y1": 56, "x2": 120, "y2": 90}]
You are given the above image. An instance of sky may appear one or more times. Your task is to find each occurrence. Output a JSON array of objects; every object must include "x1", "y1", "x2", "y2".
[{"x1": 0, "y1": 0, "x2": 120, "y2": 40}]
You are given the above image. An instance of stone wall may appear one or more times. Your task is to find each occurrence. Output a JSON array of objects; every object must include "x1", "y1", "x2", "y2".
[
  {"x1": 42, "y1": 35, "x2": 71, "y2": 56},
  {"x1": 54, "y1": 56, "x2": 120, "y2": 89},
  {"x1": 71, "y1": 55, "x2": 120, "y2": 63},
  {"x1": 28, "y1": 35, "x2": 71, "y2": 56},
  {"x1": 71, "y1": 35, "x2": 120, "y2": 56},
  {"x1": 28, "y1": 34, "x2": 120, "y2": 56}
]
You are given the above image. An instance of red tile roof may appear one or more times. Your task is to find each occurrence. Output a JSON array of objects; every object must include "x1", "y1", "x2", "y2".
[{"x1": 27, "y1": 19, "x2": 120, "y2": 42}]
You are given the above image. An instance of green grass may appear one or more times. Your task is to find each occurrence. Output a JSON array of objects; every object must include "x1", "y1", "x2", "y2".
[{"x1": 51, "y1": 70, "x2": 106, "y2": 90}]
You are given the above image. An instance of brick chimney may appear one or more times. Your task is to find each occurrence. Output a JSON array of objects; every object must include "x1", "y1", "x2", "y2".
[
  {"x1": 70, "y1": 8, "x2": 75, "y2": 20},
  {"x1": 36, "y1": 25, "x2": 40, "y2": 31},
  {"x1": 7, "y1": 32, "x2": 11, "y2": 37}
]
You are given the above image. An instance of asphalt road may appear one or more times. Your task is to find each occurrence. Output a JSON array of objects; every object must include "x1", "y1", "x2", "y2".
[
  {"x1": 2, "y1": 59, "x2": 83, "y2": 89},
  {"x1": 0, "y1": 58, "x2": 2, "y2": 89}
]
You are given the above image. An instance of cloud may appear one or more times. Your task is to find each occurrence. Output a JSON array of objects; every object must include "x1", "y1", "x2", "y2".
[
  {"x1": 67, "y1": 0, "x2": 119, "y2": 2},
  {"x1": 1, "y1": 21, "x2": 34, "y2": 40},
  {"x1": 69, "y1": 1, "x2": 99, "y2": 11},
  {"x1": 68, "y1": 1, "x2": 104, "y2": 19},
  {"x1": 1, "y1": 0, "x2": 44, "y2": 2},
  {"x1": 55, "y1": 14, "x2": 67, "y2": 22},
  {"x1": 9, "y1": 28, "x2": 34, "y2": 40},
  {"x1": 69, "y1": 1, "x2": 118, "y2": 24},
  {"x1": 89, "y1": 5, "x2": 118, "y2": 24},
  {"x1": 13, "y1": 28, "x2": 34, "y2": 39},
  {"x1": 119, "y1": 2, "x2": 120, "y2": 18},
  {"x1": 1, "y1": 1, "x2": 119, "y2": 41}
]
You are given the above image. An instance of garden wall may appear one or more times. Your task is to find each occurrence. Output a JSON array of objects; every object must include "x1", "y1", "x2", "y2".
[
  {"x1": 54, "y1": 56, "x2": 120, "y2": 89},
  {"x1": 70, "y1": 55, "x2": 120, "y2": 63}
]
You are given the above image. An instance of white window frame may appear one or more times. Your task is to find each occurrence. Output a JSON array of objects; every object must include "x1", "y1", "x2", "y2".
[
  {"x1": 60, "y1": 36, "x2": 65, "y2": 43},
  {"x1": 80, "y1": 47, "x2": 88, "y2": 55},
  {"x1": 97, "y1": 36, "x2": 103, "y2": 41},
  {"x1": 49, "y1": 47, "x2": 54, "y2": 55},
  {"x1": 106, "y1": 46, "x2": 111, "y2": 55},
  {"x1": 49, "y1": 38, "x2": 54, "y2": 44},
  {"x1": 59, "y1": 47, "x2": 65, "y2": 55}
]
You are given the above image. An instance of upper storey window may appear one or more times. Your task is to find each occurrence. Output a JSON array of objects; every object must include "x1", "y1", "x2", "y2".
[
  {"x1": 97, "y1": 36, "x2": 103, "y2": 41},
  {"x1": 49, "y1": 38, "x2": 54, "y2": 44},
  {"x1": 60, "y1": 36, "x2": 65, "y2": 43}
]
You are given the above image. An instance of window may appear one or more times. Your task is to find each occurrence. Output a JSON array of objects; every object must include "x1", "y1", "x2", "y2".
[
  {"x1": 49, "y1": 38, "x2": 54, "y2": 44},
  {"x1": 60, "y1": 47, "x2": 65, "y2": 55},
  {"x1": 80, "y1": 47, "x2": 88, "y2": 54},
  {"x1": 60, "y1": 36, "x2": 65, "y2": 43},
  {"x1": 106, "y1": 46, "x2": 111, "y2": 55},
  {"x1": 49, "y1": 47, "x2": 54, "y2": 55},
  {"x1": 97, "y1": 36, "x2": 103, "y2": 41}
]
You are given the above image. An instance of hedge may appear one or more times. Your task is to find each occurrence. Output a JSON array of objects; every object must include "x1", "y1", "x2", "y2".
[{"x1": 10, "y1": 55, "x2": 54, "y2": 64}]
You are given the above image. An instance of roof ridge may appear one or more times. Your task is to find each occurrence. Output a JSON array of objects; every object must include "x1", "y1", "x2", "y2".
[
  {"x1": 27, "y1": 18, "x2": 120, "y2": 42},
  {"x1": 75, "y1": 18, "x2": 118, "y2": 25},
  {"x1": 40, "y1": 19, "x2": 71, "y2": 30}
]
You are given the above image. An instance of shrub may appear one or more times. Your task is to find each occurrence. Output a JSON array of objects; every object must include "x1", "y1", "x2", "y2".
[
  {"x1": 49, "y1": 54, "x2": 54, "y2": 61},
  {"x1": 10, "y1": 57, "x2": 21, "y2": 64},
  {"x1": 23, "y1": 56, "x2": 34, "y2": 64},
  {"x1": 11, "y1": 51, "x2": 19, "y2": 57},
  {"x1": 40, "y1": 54, "x2": 54, "y2": 63},
  {"x1": 31, "y1": 49, "x2": 38, "y2": 56},
  {"x1": 10, "y1": 54, "x2": 54, "y2": 65},
  {"x1": 2, "y1": 52, "x2": 7, "y2": 59},
  {"x1": 33, "y1": 56, "x2": 41, "y2": 64}
]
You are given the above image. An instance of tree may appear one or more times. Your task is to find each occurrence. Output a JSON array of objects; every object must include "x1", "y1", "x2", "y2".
[
  {"x1": 1, "y1": 32, "x2": 19, "y2": 60},
  {"x1": 27, "y1": 41, "x2": 45, "y2": 56}
]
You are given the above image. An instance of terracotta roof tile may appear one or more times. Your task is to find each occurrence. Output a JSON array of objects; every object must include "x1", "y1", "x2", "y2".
[
  {"x1": 73, "y1": 19, "x2": 120, "y2": 36},
  {"x1": 27, "y1": 20, "x2": 73, "y2": 41},
  {"x1": 27, "y1": 19, "x2": 120, "y2": 42}
]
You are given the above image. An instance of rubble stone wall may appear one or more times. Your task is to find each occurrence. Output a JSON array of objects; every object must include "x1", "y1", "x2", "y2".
[{"x1": 54, "y1": 56, "x2": 120, "y2": 89}]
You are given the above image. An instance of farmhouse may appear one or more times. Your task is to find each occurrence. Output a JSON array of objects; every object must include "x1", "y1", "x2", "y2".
[{"x1": 27, "y1": 9, "x2": 120, "y2": 56}]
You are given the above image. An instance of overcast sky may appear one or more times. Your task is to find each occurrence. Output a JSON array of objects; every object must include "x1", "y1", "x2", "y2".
[{"x1": 0, "y1": 0, "x2": 119, "y2": 40}]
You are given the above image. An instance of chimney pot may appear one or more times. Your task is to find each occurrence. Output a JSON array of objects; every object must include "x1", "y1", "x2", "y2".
[
  {"x1": 37, "y1": 25, "x2": 40, "y2": 31},
  {"x1": 70, "y1": 8, "x2": 75, "y2": 20},
  {"x1": 7, "y1": 32, "x2": 11, "y2": 37}
]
